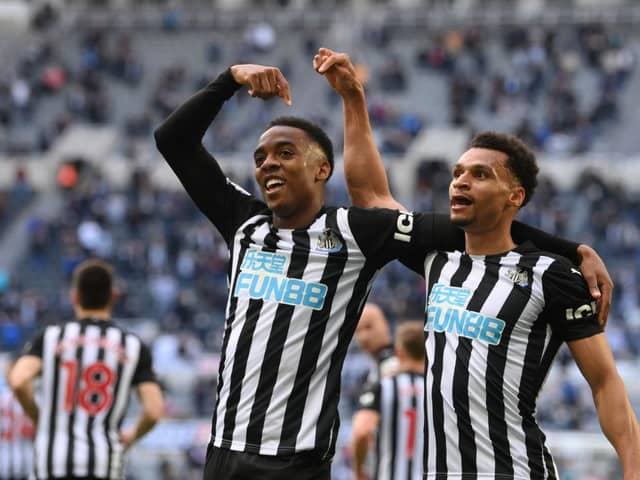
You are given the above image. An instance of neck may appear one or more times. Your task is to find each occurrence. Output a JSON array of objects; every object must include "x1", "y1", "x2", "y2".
[
  {"x1": 463, "y1": 220, "x2": 516, "y2": 256},
  {"x1": 74, "y1": 307, "x2": 110, "y2": 320},
  {"x1": 398, "y1": 358, "x2": 424, "y2": 374},
  {"x1": 273, "y1": 199, "x2": 324, "y2": 229}
]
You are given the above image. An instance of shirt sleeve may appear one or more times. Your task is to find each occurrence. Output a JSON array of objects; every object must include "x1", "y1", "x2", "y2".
[
  {"x1": 154, "y1": 68, "x2": 266, "y2": 246},
  {"x1": 22, "y1": 329, "x2": 45, "y2": 358},
  {"x1": 131, "y1": 343, "x2": 159, "y2": 386},
  {"x1": 357, "y1": 381, "x2": 381, "y2": 413},
  {"x1": 348, "y1": 208, "x2": 463, "y2": 274},
  {"x1": 512, "y1": 221, "x2": 580, "y2": 264},
  {"x1": 542, "y1": 258, "x2": 602, "y2": 341}
]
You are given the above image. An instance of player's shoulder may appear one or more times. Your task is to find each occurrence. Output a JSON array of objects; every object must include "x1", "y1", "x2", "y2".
[{"x1": 517, "y1": 242, "x2": 579, "y2": 274}]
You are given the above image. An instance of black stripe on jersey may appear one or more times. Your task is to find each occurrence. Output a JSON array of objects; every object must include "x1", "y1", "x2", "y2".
[
  {"x1": 425, "y1": 252, "x2": 449, "y2": 475},
  {"x1": 66, "y1": 321, "x2": 88, "y2": 476},
  {"x1": 244, "y1": 229, "x2": 311, "y2": 453},
  {"x1": 314, "y1": 214, "x2": 378, "y2": 459},
  {"x1": 520, "y1": 305, "x2": 552, "y2": 479},
  {"x1": 222, "y1": 221, "x2": 277, "y2": 447},
  {"x1": 449, "y1": 255, "x2": 477, "y2": 474},
  {"x1": 278, "y1": 210, "x2": 349, "y2": 456},
  {"x1": 211, "y1": 219, "x2": 263, "y2": 440},
  {"x1": 104, "y1": 327, "x2": 126, "y2": 478},
  {"x1": 87, "y1": 323, "x2": 107, "y2": 477},
  {"x1": 390, "y1": 376, "x2": 399, "y2": 480},
  {"x1": 46, "y1": 324, "x2": 66, "y2": 478},
  {"x1": 486, "y1": 254, "x2": 537, "y2": 477}
]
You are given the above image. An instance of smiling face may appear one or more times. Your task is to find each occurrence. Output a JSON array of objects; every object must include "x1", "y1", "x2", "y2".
[
  {"x1": 449, "y1": 147, "x2": 525, "y2": 233},
  {"x1": 254, "y1": 125, "x2": 330, "y2": 228}
]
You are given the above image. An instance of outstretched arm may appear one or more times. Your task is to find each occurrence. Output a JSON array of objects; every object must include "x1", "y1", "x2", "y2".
[
  {"x1": 569, "y1": 334, "x2": 640, "y2": 479},
  {"x1": 314, "y1": 48, "x2": 403, "y2": 210}
]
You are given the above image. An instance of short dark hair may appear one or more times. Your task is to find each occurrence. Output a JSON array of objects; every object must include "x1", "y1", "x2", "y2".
[
  {"x1": 470, "y1": 131, "x2": 539, "y2": 207},
  {"x1": 267, "y1": 116, "x2": 334, "y2": 180},
  {"x1": 395, "y1": 321, "x2": 425, "y2": 362},
  {"x1": 72, "y1": 259, "x2": 114, "y2": 310}
]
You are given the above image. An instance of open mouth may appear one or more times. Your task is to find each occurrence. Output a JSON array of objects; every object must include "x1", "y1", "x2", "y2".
[
  {"x1": 451, "y1": 195, "x2": 473, "y2": 207},
  {"x1": 265, "y1": 177, "x2": 286, "y2": 192}
]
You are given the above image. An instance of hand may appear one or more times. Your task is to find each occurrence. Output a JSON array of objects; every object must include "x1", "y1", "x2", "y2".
[
  {"x1": 229, "y1": 64, "x2": 291, "y2": 106},
  {"x1": 314, "y1": 47, "x2": 365, "y2": 98},
  {"x1": 119, "y1": 428, "x2": 137, "y2": 450},
  {"x1": 577, "y1": 244, "x2": 613, "y2": 328}
]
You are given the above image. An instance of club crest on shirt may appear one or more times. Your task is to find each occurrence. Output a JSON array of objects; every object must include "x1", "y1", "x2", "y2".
[
  {"x1": 505, "y1": 268, "x2": 529, "y2": 287},
  {"x1": 316, "y1": 228, "x2": 343, "y2": 253}
]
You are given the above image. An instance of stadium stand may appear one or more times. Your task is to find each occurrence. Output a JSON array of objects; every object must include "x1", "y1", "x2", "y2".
[{"x1": 1, "y1": 1, "x2": 639, "y2": 478}]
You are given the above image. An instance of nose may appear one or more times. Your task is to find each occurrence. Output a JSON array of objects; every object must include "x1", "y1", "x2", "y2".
[{"x1": 260, "y1": 153, "x2": 280, "y2": 171}]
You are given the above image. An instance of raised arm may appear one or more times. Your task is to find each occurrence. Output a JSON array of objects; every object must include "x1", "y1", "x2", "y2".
[
  {"x1": 153, "y1": 65, "x2": 290, "y2": 240},
  {"x1": 569, "y1": 334, "x2": 640, "y2": 479},
  {"x1": 314, "y1": 48, "x2": 403, "y2": 210}
]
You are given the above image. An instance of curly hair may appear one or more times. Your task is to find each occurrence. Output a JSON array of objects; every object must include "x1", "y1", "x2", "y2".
[{"x1": 470, "y1": 131, "x2": 539, "y2": 206}]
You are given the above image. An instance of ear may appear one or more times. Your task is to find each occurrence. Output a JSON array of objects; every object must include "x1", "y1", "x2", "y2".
[
  {"x1": 70, "y1": 287, "x2": 78, "y2": 306},
  {"x1": 315, "y1": 158, "x2": 331, "y2": 183},
  {"x1": 110, "y1": 287, "x2": 121, "y2": 306},
  {"x1": 509, "y1": 186, "x2": 526, "y2": 208}
]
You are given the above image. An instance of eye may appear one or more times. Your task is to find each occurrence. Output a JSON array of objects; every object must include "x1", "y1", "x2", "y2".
[
  {"x1": 474, "y1": 170, "x2": 487, "y2": 179},
  {"x1": 254, "y1": 153, "x2": 265, "y2": 167},
  {"x1": 280, "y1": 149, "x2": 293, "y2": 159}
]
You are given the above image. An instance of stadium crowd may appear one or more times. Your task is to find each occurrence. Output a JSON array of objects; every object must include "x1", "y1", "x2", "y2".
[{"x1": 1, "y1": 3, "x2": 640, "y2": 479}]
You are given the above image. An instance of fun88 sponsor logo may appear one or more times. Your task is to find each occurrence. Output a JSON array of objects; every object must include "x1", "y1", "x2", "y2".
[
  {"x1": 426, "y1": 283, "x2": 505, "y2": 345},
  {"x1": 233, "y1": 249, "x2": 328, "y2": 310}
]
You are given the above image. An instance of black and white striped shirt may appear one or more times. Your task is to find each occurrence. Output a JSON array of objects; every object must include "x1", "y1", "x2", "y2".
[
  {"x1": 0, "y1": 388, "x2": 34, "y2": 480},
  {"x1": 358, "y1": 371, "x2": 424, "y2": 480},
  {"x1": 23, "y1": 318, "x2": 157, "y2": 479},
  {"x1": 402, "y1": 243, "x2": 602, "y2": 479},
  {"x1": 204, "y1": 206, "x2": 433, "y2": 458},
  {"x1": 154, "y1": 69, "x2": 584, "y2": 461}
]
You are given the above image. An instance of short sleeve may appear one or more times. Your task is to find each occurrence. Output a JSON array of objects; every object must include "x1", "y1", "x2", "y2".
[
  {"x1": 131, "y1": 343, "x2": 158, "y2": 385},
  {"x1": 22, "y1": 329, "x2": 46, "y2": 358},
  {"x1": 357, "y1": 381, "x2": 381, "y2": 413},
  {"x1": 348, "y1": 207, "x2": 441, "y2": 274},
  {"x1": 542, "y1": 258, "x2": 602, "y2": 341}
]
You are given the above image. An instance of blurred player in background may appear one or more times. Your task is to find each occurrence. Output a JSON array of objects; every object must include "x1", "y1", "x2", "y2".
[
  {"x1": 1, "y1": 357, "x2": 34, "y2": 480},
  {"x1": 9, "y1": 259, "x2": 163, "y2": 480},
  {"x1": 352, "y1": 321, "x2": 425, "y2": 480},
  {"x1": 354, "y1": 303, "x2": 398, "y2": 384},
  {"x1": 316, "y1": 47, "x2": 640, "y2": 479}
]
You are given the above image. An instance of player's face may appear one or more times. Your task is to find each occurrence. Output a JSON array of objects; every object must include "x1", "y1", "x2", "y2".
[
  {"x1": 449, "y1": 148, "x2": 523, "y2": 231},
  {"x1": 254, "y1": 126, "x2": 329, "y2": 221},
  {"x1": 355, "y1": 307, "x2": 387, "y2": 354}
]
